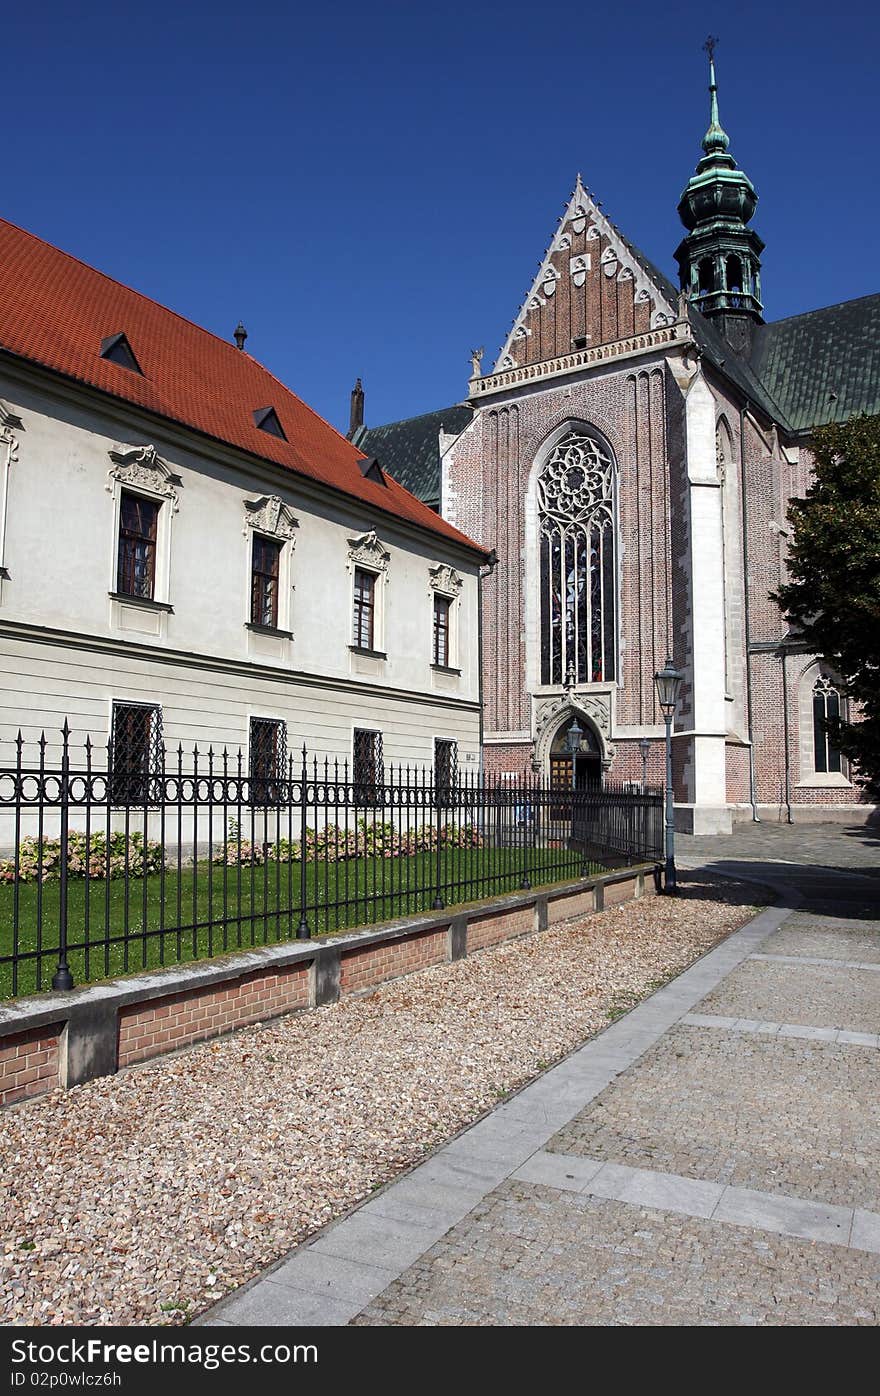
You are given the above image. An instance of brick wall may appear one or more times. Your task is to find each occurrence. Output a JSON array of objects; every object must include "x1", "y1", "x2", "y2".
[
  {"x1": 339, "y1": 928, "x2": 448, "y2": 995},
  {"x1": 0, "y1": 865, "x2": 657, "y2": 1106},
  {"x1": 0, "y1": 1023, "x2": 61, "y2": 1106},
  {"x1": 466, "y1": 906, "x2": 534, "y2": 952},
  {"x1": 117, "y1": 964, "x2": 310, "y2": 1068}
]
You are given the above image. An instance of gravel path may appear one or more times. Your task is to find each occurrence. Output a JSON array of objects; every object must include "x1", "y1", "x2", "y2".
[{"x1": 0, "y1": 875, "x2": 765, "y2": 1326}]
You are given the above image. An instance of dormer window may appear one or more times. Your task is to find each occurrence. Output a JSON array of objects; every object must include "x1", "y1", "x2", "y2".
[
  {"x1": 253, "y1": 406, "x2": 287, "y2": 440},
  {"x1": 100, "y1": 333, "x2": 142, "y2": 374},
  {"x1": 357, "y1": 455, "x2": 385, "y2": 485}
]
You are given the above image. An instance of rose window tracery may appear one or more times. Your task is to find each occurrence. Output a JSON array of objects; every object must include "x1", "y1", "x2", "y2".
[{"x1": 538, "y1": 431, "x2": 616, "y2": 685}]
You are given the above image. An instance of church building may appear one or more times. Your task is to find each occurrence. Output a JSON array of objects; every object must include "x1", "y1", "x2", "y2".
[{"x1": 352, "y1": 54, "x2": 880, "y2": 832}]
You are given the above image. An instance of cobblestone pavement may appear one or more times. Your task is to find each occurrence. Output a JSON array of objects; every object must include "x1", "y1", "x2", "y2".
[
  {"x1": 205, "y1": 822, "x2": 880, "y2": 1327},
  {"x1": 352, "y1": 1183, "x2": 880, "y2": 1327}
]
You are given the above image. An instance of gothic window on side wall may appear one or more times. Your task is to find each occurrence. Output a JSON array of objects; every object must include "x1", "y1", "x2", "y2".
[
  {"x1": 538, "y1": 429, "x2": 616, "y2": 685},
  {"x1": 812, "y1": 675, "x2": 843, "y2": 775}
]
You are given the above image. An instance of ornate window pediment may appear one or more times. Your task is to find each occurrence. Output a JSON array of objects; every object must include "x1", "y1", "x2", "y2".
[
  {"x1": 243, "y1": 494, "x2": 299, "y2": 542},
  {"x1": 347, "y1": 529, "x2": 391, "y2": 575},
  {"x1": 428, "y1": 563, "x2": 463, "y2": 597},
  {"x1": 107, "y1": 444, "x2": 181, "y2": 507}
]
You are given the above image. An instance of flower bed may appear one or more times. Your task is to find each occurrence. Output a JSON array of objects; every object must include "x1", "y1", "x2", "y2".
[{"x1": 0, "y1": 832, "x2": 163, "y2": 885}]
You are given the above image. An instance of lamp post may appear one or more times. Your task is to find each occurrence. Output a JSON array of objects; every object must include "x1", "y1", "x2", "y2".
[
  {"x1": 637, "y1": 736, "x2": 651, "y2": 791},
  {"x1": 653, "y1": 658, "x2": 683, "y2": 893},
  {"x1": 565, "y1": 717, "x2": 583, "y2": 791}
]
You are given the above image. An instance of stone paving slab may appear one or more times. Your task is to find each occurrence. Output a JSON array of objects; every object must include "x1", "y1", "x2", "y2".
[
  {"x1": 759, "y1": 922, "x2": 880, "y2": 963},
  {"x1": 681, "y1": 1012, "x2": 880, "y2": 1049},
  {"x1": 352, "y1": 1182, "x2": 880, "y2": 1327},
  {"x1": 547, "y1": 1023, "x2": 880, "y2": 1208},
  {"x1": 696, "y1": 957, "x2": 880, "y2": 1033}
]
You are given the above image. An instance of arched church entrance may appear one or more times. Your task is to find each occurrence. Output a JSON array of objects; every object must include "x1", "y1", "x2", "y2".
[{"x1": 548, "y1": 714, "x2": 602, "y2": 790}]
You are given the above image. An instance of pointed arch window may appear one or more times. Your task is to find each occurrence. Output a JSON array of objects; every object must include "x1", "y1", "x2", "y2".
[
  {"x1": 538, "y1": 430, "x2": 616, "y2": 685},
  {"x1": 812, "y1": 675, "x2": 842, "y2": 774}
]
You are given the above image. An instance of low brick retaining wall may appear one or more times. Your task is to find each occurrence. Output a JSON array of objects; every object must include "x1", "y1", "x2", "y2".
[{"x1": 0, "y1": 864, "x2": 657, "y2": 1107}]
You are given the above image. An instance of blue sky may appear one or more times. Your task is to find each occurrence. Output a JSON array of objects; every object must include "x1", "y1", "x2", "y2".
[{"x1": 4, "y1": 0, "x2": 877, "y2": 433}]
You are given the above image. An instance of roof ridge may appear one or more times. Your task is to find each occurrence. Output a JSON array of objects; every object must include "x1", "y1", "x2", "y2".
[
  {"x1": 0, "y1": 215, "x2": 268, "y2": 367},
  {"x1": 362, "y1": 403, "x2": 471, "y2": 431},
  {"x1": 761, "y1": 291, "x2": 880, "y2": 329}
]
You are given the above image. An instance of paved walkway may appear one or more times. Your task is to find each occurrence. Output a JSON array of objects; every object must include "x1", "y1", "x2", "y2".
[{"x1": 201, "y1": 823, "x2": 880, "y2": 1327}]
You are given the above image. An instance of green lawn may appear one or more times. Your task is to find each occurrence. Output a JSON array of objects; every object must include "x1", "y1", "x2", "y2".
[{"x1": 0, "y1": 846, "x2": 601, "y2": 999}]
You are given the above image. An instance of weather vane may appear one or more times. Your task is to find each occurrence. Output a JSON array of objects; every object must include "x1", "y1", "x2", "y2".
[{"x1": 703, "y1": 35, "x2": 719, "y2": 62}]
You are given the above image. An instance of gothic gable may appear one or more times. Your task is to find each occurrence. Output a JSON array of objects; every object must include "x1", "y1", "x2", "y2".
[{"x1": 494, "y1": 176, "x2": 677, "y2": 372}]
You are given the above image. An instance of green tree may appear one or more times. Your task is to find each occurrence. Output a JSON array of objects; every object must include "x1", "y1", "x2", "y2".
[{"x1": 774, "y1": 414, "x2": 880, "y2": 798}]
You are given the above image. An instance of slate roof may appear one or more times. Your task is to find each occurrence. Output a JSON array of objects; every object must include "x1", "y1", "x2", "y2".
[
  {"x1": 351, "y1": 404, "x2": 474, "y2": 507},
  {"x1": 0, "y1": 218, "x2": 488, "y2": 557},
  {"x1": 748, "y1": 294, "x2": 880, "y2": 433}
]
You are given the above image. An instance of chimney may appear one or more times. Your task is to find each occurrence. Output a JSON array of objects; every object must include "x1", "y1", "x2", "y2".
[{"x1": 348, "y1": 377, "x2": 365, "y2": 438}]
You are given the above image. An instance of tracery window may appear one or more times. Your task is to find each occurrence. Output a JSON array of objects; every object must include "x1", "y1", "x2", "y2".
[
  {"x1": 812, "y1": 676, "x2": 842, "y2": 774},
  {"x1": 538, "y1": 430, "x2": 616, "y2": 685}
]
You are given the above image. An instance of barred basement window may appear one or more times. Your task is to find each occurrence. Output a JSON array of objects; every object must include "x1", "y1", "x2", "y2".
[
  {"x1": 117, "y1": 491, "x2": 160, "y2": 599},
  {"x1": 249, "y1": 717, "x2": 287, "y2": 805},
  {"x1": 353, "y1": 728, "x2": 383, "y2": 805},
  {"x1": 812, "y1": 676, "x2": 842, "y2": 774},
  {"x1": 433, "y1": 594, "x2": 451, "y2": 666},
  {"x1": 538, "y1": 429, "x2": 616, "y2": 685},
  {"x1": 110, "y1": 702, "x2": 163, "y2": 805},
  {"x1": 353, "y1": 567, "x2": 376, "y2": 650},
  {"x1": 434, "y1": 738, "x2": 458, "y2": 803},
  {"x1": 251, "y1": 534, "x2": 281, "y2": 628}
]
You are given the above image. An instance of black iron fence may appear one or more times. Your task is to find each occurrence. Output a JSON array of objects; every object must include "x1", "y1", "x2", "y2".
[{"x1": 0, "y1": 724, "x2": 663, "y2": 998}]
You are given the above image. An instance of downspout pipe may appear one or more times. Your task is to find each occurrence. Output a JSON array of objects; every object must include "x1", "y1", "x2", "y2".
[
  {"x1": 739, "y1": 400, "x2": 760, "y2": 821},
  {"x1": 477, "y1": 548, "x2": 498, "y2": 780}
]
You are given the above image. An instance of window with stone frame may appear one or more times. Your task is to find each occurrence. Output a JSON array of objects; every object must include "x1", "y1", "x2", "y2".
[
  {"x1": 110, "y1": 702, "x2": 164, "y2": 805},
  {"x1": 352, "y1": 567, "x2": 376, "y2": 650},
  {"x1": 433, "y1": 594, "x2": 452, "y2": 667},
  {"x1": 434, "y1": 738, "x2": 458, "y2": 805},
  {"x1": 812, "y1": 676, "x2": 843, "y2": 775},
  {"x1": 250, "y1": 534, "x2": 282, "y2": 628},
  {"x1": 353, "y1": 728, "x2": 383, "y2": 806},
  {"x1": 117, "y1": 490, "x2": 160, "y2": 600},
  {"x1": 538, "y1": 429, "x2": 616, "y2": 685},
  {"x1": 249, "y1": 717, "x2": 287, "y2": 806}
]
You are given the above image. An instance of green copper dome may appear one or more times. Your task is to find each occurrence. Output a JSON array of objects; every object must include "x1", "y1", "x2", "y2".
[{"x1": 677, "y1": 57, "x2": 757, "y2": 232}]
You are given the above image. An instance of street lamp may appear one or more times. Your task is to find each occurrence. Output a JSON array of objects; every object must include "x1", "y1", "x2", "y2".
[
  {"x1": 637, "y1": 736, "x2": 651, "y2": 791},
  {"x1": 654, "y1": 658, "x2": 683, "y2": 893},
  {"x1": 565, "y1": 717, "x2": 583, "y2": 791}
]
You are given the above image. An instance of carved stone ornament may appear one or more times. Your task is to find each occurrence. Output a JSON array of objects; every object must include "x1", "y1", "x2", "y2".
[
  {"x1": 243, "y1": 494, "x2": 299, "y2": 541},
  {"x1": 533, "y1": 691, "x2": 614, "y2": 771},
  {"x1": 107, "y1": 444, "x2": 181, "y2": 507},
  {"x1": 347, "y1": 529, "x2": 391, "y2": 574},
  {"x1": 428, "y1": 562, "x2": 463, "y2": 597},
  {"x1": 0, "y1": 401, "x2": 22, "y2": 460}
]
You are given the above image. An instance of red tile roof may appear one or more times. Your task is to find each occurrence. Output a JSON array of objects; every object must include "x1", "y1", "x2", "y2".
[{"x1": 0, "y1": 218, "x2": 488, "y2": 557}]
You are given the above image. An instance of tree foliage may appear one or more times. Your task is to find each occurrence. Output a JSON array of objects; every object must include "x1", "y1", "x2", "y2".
[{"x1": 774, "y1": 414, "x2": 880, "y2": 797}]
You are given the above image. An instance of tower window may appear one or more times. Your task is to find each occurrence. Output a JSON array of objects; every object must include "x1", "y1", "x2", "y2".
[
  {"x1": 697, "y1": 260, "x2": 715, "y2": 298},
  {"x1": 726, "y1": 255, "x2": 743, "y2": 307}
]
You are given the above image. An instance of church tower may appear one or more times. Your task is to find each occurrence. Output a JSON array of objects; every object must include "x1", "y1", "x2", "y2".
[{"x1": 675, "y1": 43, "x2": 764, "y2": 354}]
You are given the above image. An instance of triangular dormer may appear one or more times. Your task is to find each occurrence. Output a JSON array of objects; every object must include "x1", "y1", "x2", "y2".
[
  {"x1": 356, "y1": 455, "x2": 386, "y2": 485},
  {"x1": 253, "y1": 406, "x2": 287, "y2": 440},
  {"x1": 493, "y1": 175, "x2": 678, "y2": 373},
  {"x1": 100, "y1": 332, "x2": 143, "y2": 374}
]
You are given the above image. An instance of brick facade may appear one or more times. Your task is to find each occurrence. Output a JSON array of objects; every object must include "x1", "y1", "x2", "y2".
[{"x1": 445, "y1": 185, "x2": 873, "y2": 827}]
